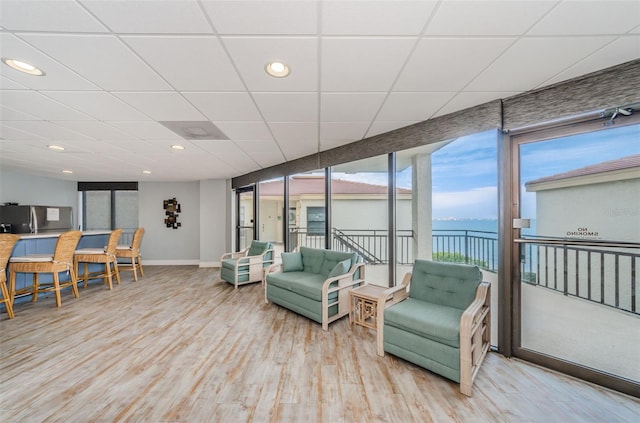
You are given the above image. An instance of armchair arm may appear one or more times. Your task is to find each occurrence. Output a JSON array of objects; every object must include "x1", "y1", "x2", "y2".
[
  {"x1": 459, "y1": 281, "x2": 491, "y2": 396},
  {"x1": 220, "y1": 247, "x2": 249, "y2": 262},
  {"x1": 263, "y1": 263, "x2": 283, "y2": 303},
  {"x1": 320, "y1": 262, "x2": 366, "y2": 330},
  {"x1": 376, "y1": 272, "x2": 411, "y2": 356}
]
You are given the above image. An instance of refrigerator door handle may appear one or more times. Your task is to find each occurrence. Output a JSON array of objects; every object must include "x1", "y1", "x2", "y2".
[{"x1": 30, "y1": 206, "x2": 37, "y2": 233}]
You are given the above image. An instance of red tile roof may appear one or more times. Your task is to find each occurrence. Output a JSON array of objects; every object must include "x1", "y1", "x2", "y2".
[
  {"x1": 259, "y1": 175, "x2": 411, "y2": 195},
  {"x1": 525, "y1": 154, "x2": 640, "y2": 186}
]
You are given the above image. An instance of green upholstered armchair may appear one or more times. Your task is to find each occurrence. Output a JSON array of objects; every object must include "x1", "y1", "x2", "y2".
[
  {"x1": 376, "y1": 259, "x2": 491, "y2": 396},
  {"x1": 220, "y1": 240, "x2": 274, "y2": 289}
]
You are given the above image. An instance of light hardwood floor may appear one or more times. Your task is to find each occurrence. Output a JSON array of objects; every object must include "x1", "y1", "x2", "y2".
[{"x1": 1, "y1": 266, "x2": 638, "y2": 422}]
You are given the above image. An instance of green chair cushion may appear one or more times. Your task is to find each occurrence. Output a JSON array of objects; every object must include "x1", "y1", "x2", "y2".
[
  {"x1": 248, "y1": 240, "x2": 270, "y2": 256},
  {"x1": 300, "y1": 246, "x2": 324, "y2": 274},
  {"x1": 266, "y1": 271, "x2": 337, "y2": 302},
  {"x1": 328, "y1": 259, "x2": 350, "y2": 278},
  {"x1": 384, "y1": 298, "x2": 463, "y2": 348},
  {"x1": 409, "y1": 259, "x2": 482, "y2": 310},
  {"x1": 281, "y1": 251, "x2": 303, "y2": 272}
]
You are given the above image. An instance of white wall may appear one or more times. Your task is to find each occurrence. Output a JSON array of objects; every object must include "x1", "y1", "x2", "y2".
[
  {"x1": 199, "y1": 179, "x2": 228, "y2": 267},
  {"x1": 0, "y1": 168, "x2": 78, "y2": 227},
  {"x1": 138, "y1": 181, "x2": 201, "y2": 264}
]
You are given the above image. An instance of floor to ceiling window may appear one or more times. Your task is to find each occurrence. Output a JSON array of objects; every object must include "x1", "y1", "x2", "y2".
[
  {"x1": 288, "y1": 170, "x2": 326, "y2": 251},
  {"x1": 513, "y1": 118, "x2": 640, "y2": 390},
  {"x1": 331, "y1": 155, "x2": 389, "y2": 285},
  {"x1": 258, "y1": 178, "x2": 284, "y2": 259}
]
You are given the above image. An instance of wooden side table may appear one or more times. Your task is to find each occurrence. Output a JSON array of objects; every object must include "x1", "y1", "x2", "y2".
[{"x1": 350, "y1": 283, "x2": 387, "y2": 330}]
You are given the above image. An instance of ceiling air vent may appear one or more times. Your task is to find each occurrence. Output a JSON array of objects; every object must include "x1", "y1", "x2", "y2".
[{"x1": 159, "y1": 121, "x2": 228, "y2": 140}]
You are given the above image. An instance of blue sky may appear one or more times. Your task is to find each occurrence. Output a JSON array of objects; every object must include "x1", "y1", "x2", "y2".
[{"x1": 332, "y1": 123, "x2": 639, "y2": 220}]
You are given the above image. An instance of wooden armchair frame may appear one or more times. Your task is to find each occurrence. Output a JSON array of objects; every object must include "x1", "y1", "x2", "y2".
[
  {"x1": 376, "y1": 272, "x2": 491, "y2": 396},
  {"x1": 220, "y1": 245, "x2": 274, "y2": 289}
]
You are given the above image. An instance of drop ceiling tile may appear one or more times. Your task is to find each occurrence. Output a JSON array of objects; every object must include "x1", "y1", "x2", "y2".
[
  {"x1": 1, "y1": 34, "x2": 99, "y2": 91},
  {"x1": 249, "y1": 150, "x2": 287, "y2": 169},
  {"x1": 20, "y1": 34, "x2": 172, "y2": 91},
  {"x1": 322, "y1": 0, "x2": 436, "y2": 35},
  {"x1": 322, "y1": 38, "x2": 416, "y2": 91},
  {"x1": 320, "y1": 93, "x2": 387, "y2": 122},
  {"x1": 0, "y1": 0, "x2": 108, "y2": 32},
  {"x1": 544, "y1": 35, "x2": 640, "y2": 86},
  {"x1": 213, "y1": 121, "x2": 274, "y2": 141},
  {"x1": 394, "y1": 37, "x2": 515, "y2": 91},
  {"x1": 107, "y1": 121, "x2": 184, "y2": 141},
  {"x1": 269, "y1": 122, "x2": 318, "y2": 160},
  {"x1": 80, "y1": 0, "x2": 212, "y2": 33},
  {"x1": 203, "y1": 0, "x2": 317, "y2": 35},
  {"x1": 529, "y1": 1, "x2": 640, "y2": 35},
  {"x1": 366, "y1": 121, "x2": 419, "y2": 138},
  {"x1": 0, "y1": 124, "x2": 47, "y2": 141},
  {"x1": 434, "y1": 91, "x2": 517, "y2": 117},
  {"x1": 3, "y1": 120, "x2": 94, "y2": 141},
  {"x1": 0, "y1": 75, "x2": 26, "y2": 90},
  {"x1": 112, "y1": 92, "x2": 207, "y2": 121},
  {"x1": 236, "y1": 139, "x2": 282, "y2": 153},
  {"x1": 319, "y1": 122, "x2": 369, "y2": 150},
  {"x1": 42, "y1": 91, "x2": 150, "y2": 121},
  {"x1": 0, "y1": 105, "x2": 39, "y2": 121},
  {"x1": 53, "y1": 121, "x2": 137, "y2": 141},
  {"x1": 253, "y1": 93, "x2": 317, "y2": 122},
  {"x1": 466, "y1": 36, "x2": 616, "y2": 92},
  {"x1": 377, "y1": 92, "x2": 456, "y2": 121},
  {"x1": 184, "y1": 92, "x2": 262, "y2": 121},
  {"x1": 191, "y1": 139, "x2": 243, "y2": 154},
  {"x1": 1, "y1": 91, "x2": 93, "y2": 121},
  {"x1": 425, "y1": 0, "x2": 556, "y2": 36},
  {"x1": 222, "y1": 37, "x2": 317, "y2": 91},
  {"x1": 123, "y1": 36, "x2": 245, "y2": 91}
]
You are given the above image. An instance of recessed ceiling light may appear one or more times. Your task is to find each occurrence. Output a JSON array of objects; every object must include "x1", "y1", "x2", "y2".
[
  {"x1": 142, "y1": 170, "x2": 152, "y2": 174},
  {"x1": 62, "y1": 169, "x2": 73, "y2": 174},
  {"x1": 265, "y1": 61, "x2": 290, "y2": 78},
  {"x1": 171, "y1": 145, "x2": 185, "y2": 150},
  {"x1": 2, "y1": 57, "x2": 45, "y2": 76},
  {"x1": 47, "y1": 145, "x2": 65, "y2": 151}
]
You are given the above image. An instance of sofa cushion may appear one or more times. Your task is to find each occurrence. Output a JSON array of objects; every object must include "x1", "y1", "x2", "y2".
[
  {"x1": 300, "y1": 246, "x2": 325, "y2": 274},
  {"x1": 281, "y1": 252, "x2": 303, "y2": 272},
  {"x1": 221, "y1": 258, "x2": 247, "y2": 272},
  {"x1": 266, "y1": 271, "x2": 336, "y2": 302},
  {"x1": 409, "y1": 260, "x2": 482, "y2": 310},
  {"x1": 328, "y1": 259, "x2": 350, "y2": 278},
  {"x1": 319, "y1": 250, "x2": 358, "y2": 277},
  {"x1": 384, "y1": 298, "x2": 463, "y2": 348},
  {"x1": 248, "y1": 240, "x2": 270, "y2": 256}
]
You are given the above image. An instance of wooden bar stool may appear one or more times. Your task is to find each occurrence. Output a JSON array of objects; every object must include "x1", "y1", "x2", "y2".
[
  {"x1": 74, "y1": 229, "x2": 122, "y2": 290},
  {"x1": 9, "y1": 230, "x2": 82, "y2": 308},
  {"x1": 116, "y1": 228, "x2": 144, "y2": 281},
  {"x1": 0, "y1": 234, "x2": 20, "y2": 319}
]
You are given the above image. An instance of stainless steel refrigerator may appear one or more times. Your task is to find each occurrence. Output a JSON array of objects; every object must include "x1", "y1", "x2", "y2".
[{"x1": 0, "y1": 205, "x2": 74, "y2": 234}]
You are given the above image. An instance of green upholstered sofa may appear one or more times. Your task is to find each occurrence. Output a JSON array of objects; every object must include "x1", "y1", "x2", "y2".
[
  {"x1": 264, "y1": 246, "x2": 365, "y2": 330},
  {"x1": 376, "y1": 259, "x2": 491, "y2": 396},
  {"x1": 220, "y1": 240, "x2": 273, "y2": 289}
]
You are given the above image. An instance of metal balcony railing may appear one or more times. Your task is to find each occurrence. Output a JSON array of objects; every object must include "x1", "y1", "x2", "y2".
[{"x1": 517, "y1": 238, "x2": 639, "y2": 315}]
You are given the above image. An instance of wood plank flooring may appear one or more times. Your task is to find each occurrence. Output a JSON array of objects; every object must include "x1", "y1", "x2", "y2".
[{"x1": 1, "y1": 266, "x2": 639, "y2": 422}]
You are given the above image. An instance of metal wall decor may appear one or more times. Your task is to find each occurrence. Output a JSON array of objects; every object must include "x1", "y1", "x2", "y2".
[{"x1": 163, "y1": 197, "x2": 182, "y2": 229}]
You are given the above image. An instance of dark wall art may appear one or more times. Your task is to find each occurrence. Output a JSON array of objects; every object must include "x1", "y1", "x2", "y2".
[{"x1": 163, "y1": 197, "x2": 182, "y2": 229}]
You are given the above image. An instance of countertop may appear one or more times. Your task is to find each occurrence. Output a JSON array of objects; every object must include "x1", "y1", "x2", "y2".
[{"x1": 18, "y1": 230, "x2": 111, "y2": 240}]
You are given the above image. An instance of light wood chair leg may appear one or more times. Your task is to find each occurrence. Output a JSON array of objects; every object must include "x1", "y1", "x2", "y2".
[
  {"x1": 131, "y1": 258, "x2": 138, "y2": 281},
  {"x1": 138, "y1": 257, "x2": 144, "y2": 277},
  {"x1": 104, "y1": 262, "x2": 113, "y2": 290},
  {"x1": 1, "y1": 281, "x2": 14, "y2": 319},
  {"x1": 113, "y1": 261, "x2": 121, "y2": 285},
  {"x1": 53, "y1": 273, "x2": 61, "y2": 307},
  {"x1": 32, "y1": 274, "x2": 39, "y2": 302},
  {"x1": 83, "y1": 263, "x2": 90, "y2": 288},
  {"x1": 71, "y1": 269, "x2": 79, "y2": 299}
]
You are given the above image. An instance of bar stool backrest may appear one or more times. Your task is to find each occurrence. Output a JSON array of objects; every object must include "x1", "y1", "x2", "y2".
[
  {"x1": 0, "y1": 234, "x2": 20, "y2": 273},
  {"x1": 130, "y1": 228, "x2": 145, "y2": 252},
  {"x1": 106, "y1": 229, "x2": 123, "y2": 255},
  {"x1": 54, "y1": 230, "x2": 83, "y2": 265}
]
